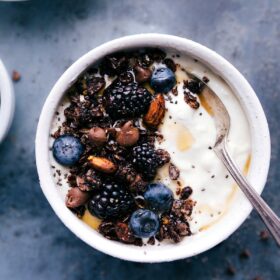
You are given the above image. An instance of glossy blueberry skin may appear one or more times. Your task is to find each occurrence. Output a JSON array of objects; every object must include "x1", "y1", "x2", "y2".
[
  {"x1": 52, "y1": 135, "x2": 84, "y2": 166},
  {"x1": 129, "y1": 209, "x2": 160, "y2": 238},
  {"x1": 144, "y1": 183, "x2": 174, "y2": 213},
  {"x1": 150, "y1": 67, "x2": 176, "y2": 93}
]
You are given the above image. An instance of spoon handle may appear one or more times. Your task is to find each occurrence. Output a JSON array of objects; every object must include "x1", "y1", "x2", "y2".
[{"x1": 215, "y1": 146, "x2": 280, "y2": 246}]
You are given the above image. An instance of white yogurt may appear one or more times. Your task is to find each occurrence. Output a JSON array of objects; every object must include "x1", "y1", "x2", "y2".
[
  {"x1": 155, "y1": 55, "x2": 251, "y2": 234},
  {"x1": 50, "y1": 53, "x2": 251, "y2": 236}
]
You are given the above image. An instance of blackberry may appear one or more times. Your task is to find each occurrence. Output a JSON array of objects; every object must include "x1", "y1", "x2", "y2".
[
  {"x1": 88, "y1": 182, "x2": 134, "y2": 219},
  {"x1": 132, "y1": 143, "x2": 160, "y2": 180},
  {"x1": 104, "y1": 81, "x2": 152, "y2": 119}
]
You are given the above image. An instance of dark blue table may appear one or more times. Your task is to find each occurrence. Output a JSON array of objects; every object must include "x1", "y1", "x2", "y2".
[{"x1": 0, "y1": 1, "x2": 279, "y2": 279}]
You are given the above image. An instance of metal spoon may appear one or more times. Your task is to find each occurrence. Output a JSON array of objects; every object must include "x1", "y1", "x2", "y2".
[{"x1": 185, "y1": 71, "x2": 280, "y2": 246}]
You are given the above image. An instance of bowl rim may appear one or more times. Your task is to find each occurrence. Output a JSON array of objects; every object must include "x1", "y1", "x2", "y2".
[
  {"x1": 35, "y1": 34, "x2": 271, "y2": 262},
  {"x1": 0, "y1": 59, "x2": 15, "y2": 144}
]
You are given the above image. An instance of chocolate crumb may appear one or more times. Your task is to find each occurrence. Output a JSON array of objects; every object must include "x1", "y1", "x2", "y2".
[
  {"x1": 184, "y1": 91, "x2": 200, "y2": 109},
  {"x1": 226, "y1": 265, "x2": 236, "y2": 275},
  {"x1": 202, "y1": 76, "x2": 210, "y2": 83},
  {"x1": 115, "y1": 222, "x2": 137, "y2": 244},
  {"x1": 147, "y1": 236, "x2": 155, "y2": 245},
  {"x1": 259, "y1": 229, "x2": 270, "y2": 241},
  {"x1": 171, "y1": 86, "x2": 178, "y2": 96},
  {"x1": 12, "y1": 70, "x2": 21, "y2": 82},
  {"x1": 169, "y1": 163, "x2": 180, "y2": 180},
  {"x1": 253, "y1": 277, "x2": 263, "y2": 280},
  {"x1": 240, "y1": 248, "x2": 251, "y2": 259}
]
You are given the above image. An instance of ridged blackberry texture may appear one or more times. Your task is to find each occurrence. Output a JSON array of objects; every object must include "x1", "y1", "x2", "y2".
[
  {"x1": 88, "y1": 182, "x2": 134, "y2": 219},
  {"x1": 132, "y1": 143, "x2": 161, "y2": 180},
  {"x1": 104, "y1": 81, "x2": 152, "y2": 119}
]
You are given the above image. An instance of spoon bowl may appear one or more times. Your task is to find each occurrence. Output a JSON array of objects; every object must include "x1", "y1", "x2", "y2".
[{"x1": 186, "y1": 70, "x2": 280, "y2": 246}]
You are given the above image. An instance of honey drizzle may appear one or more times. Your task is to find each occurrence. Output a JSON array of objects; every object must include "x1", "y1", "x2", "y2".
[
  {"x1": 82, "y1": 209, "x2": 101, "y2": 230},
  {"x1": 199, "y1": 93, "x2": 214, "y2": 116},
  {"x1": 199, "y1": 154, "x2": 251, "y2": 232}
]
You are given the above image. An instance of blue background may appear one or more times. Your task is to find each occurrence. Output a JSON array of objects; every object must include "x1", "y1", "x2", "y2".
[{"x1": 0, "y1": 0, "x2": 279, "y2": 279}]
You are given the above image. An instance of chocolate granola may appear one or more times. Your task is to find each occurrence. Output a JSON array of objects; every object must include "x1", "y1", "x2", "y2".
[{"x1": 52, "y1": 48, "x2": 197, "y2": 245}]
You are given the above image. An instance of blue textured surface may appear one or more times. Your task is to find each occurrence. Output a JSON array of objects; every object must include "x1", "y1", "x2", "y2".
[{"x1": 0, "y1": 1, "x2": 279, "y2": 279}]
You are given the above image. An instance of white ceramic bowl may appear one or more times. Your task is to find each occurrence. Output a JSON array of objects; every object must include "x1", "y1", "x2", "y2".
[
  {"x1": 36, "y1": 34, "x2": 270, "y2": 262},
  {"x1": 0, "y1": 59, "x2": 15, "y2": 144}
]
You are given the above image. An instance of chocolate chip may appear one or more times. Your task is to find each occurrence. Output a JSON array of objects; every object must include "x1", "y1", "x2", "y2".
[
  {"x1": 180, "y1": 186, "x2": 193, "y2": 200},
  {"x1": 88, "y1": 127, "x2": 107, "y2": 146},
  {"x1": 66, "y1": 187, "x2": 91, "y2": 208},
  {"x1": 116, "y1": 121, "x2": 140, "y2": 147},
  {"x1": 134, "y1": 65, "x2": 152, "y2": 83}
]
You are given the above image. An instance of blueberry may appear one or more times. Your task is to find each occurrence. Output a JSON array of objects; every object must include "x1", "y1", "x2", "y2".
[
  {"x1": 144, "y1": 183, "x2": 174, "y2": 213},
  {"x1": 150, "y1": 67, "x2": 176, "y2": 93},
  {"x1": 129, "y1": 209, "x2": 160, "y2": 238},
  {"x1": 52, "y1": 135, "x2": 84, "y2": 166}
]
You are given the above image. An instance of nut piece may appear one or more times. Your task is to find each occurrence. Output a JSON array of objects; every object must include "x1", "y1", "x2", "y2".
[
  {"x1": 116, "y1": 121, "x2": 139, "y2": 147},
  {"x1": 88, "y1": 127, "x2": 107, "y2": 146},
  {"x1": 143, "y1": 94, "x2": 165, "y2": 128},
  {"x1": 134, "y1": 65, "x2": 152, "y2": 83},
  {"x1": 66, "y1": 187, "x2": 90, "y2": 208},
  {"x1": 88, "y1": 156, "x2": 117, "y2": 174}
]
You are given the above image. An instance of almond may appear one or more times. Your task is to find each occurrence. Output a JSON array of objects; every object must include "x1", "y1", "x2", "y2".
[
  {"x1": 88, "y1": 156, "x2": 117, "y2": 174},
  {"x1": 143, "y1": 94, "x2": 165, "y2": 128}
]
